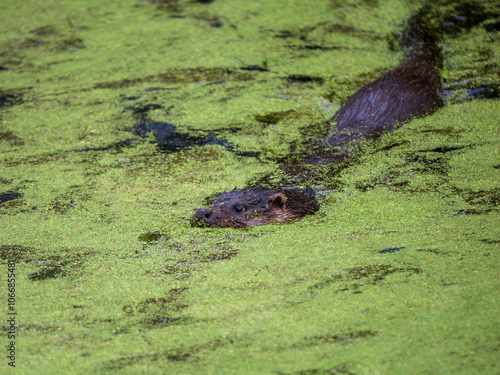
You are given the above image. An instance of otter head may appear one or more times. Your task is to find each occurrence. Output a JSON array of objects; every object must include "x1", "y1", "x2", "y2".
[{"x1": 190, "y1": 186, "x2": 319, "y2": 228}]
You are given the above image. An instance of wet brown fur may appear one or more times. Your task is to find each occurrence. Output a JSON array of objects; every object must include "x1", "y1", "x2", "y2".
[
  {"x1": 306, "y1": 12, "x2": 443, "y2": 164},
  {"x1": 192, "y1": 12, "x2": 442, "y2": 228},
  {"x1": 191, "y1": 186, "x2": 319, "y2": 228}
]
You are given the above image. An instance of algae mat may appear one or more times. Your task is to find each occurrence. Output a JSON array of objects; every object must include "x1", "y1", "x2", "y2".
[{"x1": 1, "y1": 0, "x2": 499, "y2": 374}]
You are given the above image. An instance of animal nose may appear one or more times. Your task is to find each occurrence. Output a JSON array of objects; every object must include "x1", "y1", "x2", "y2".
[
  {"x1": 191, "y1": 208, "x2": 213, "y2": 227},
  {"x1": 198, "y1": 209, "x2": 212, "y2": 220}
]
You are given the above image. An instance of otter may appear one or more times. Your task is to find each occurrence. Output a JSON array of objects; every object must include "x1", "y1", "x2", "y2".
[
  {"x1": 192, "y1": 12, "x2": 443, "y2": 228},
  {"x1": 190, "y1": 186, "x2": 319, "y2": 228}
]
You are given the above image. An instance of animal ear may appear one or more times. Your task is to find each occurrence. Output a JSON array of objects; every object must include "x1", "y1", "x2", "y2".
[{"x1": 268, "y1": 193, "x2": 287, "y2": 208}]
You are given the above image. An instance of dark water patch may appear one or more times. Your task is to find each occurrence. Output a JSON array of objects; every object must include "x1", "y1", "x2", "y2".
[
  {"x1": 127, "y1": 103, "x2": 253, "y2": 154},
  {"x1": 202, "y1": 248, "x2": 239, "y2": 262},
  {"x1": 0, "y1": 92, "x2": 16, "y2": 108},
  {"x1": 202, "y1": 76, "x2": 232, "y2": 86},
  {"x1": 286, "y1": 74, "x2": 325, "y2": 84},
  {"x1": 300, "y1": 44, "x2": 339, "y2": 51},
  {"x1": 133, "y1": 120, "x2": 257, "y2": 157},
  {"x1": 405, "y1": 153, "x2": 449, "y2": 175},
  {"x1": 141, "y1": 316, "x2": 185, "y2": 327},
  {"x1": 127, "y1": 103, "x2": 171, "y2": 123},
  {"x1": 0, "y1": 89, "x2": 26, "y2": 108},
  {"x1": 0, "y1": 191, "x2": 22, "y2": 203},
  {"x1": 254, "y1": 110, "x2": 297, "y2": 124},
  {"x1": 2, "y1": 245, "x2": 92, "y2": 266},
  {"x1": 150, "y1": 0, "x2": 183, "y2": 13},
  {"x1": 465, "y1": 85, "x2": 500, "y2": 100},
  {"x1": 442, "y1": 83, "x2": 500, "y2": 103},
  {"x1": 28, "y1": 263, "x2": 66, "y2": 281},
  {"x1": 378, "y1": 246, "x2": 405, "y2": 254},
  {"x1": 160, "y1": 263, "x2": 192, "y2": 279},
  {"x1": 157, "y1": 67, "x2": 253, "y2": 84},
  {"x1": 119, "y1": 95, "x2": 140, "y2": 101},
  {"x1": 104, "y1": 337, "x2": 227, "y2": 370},
  {"x1": 0, "y1": 324, "x2": 59, "y2": 333},
  {"x1": 0, "y1": 129, "x2": 24, "y2": 145},
  {"x1": 18, "y1": 36, "x2": 43, "y2": 49},
  {"x1": 276, "y1": 363, "x2": 354, "y2": 375},
  {"x1": 417, "y1": 248, "x2": 450, "y2": 255},
  {"x1": 309, "y1": 265, "x2": 423, "y2": 294},
  {"x1": 143, "y1": 87, "x2": 166, "y2": 92},
  {"x1": 48, "y1": 185, "x2": 92, "y2": 214},
  {"x1": 485, "y1": 20, "x2": 500, "y2": 32},
  {"x1": 95, "y1": 77, "x2": 146, "y2": 89},
  {"x1": 124, "y1": 288, "x2": 188, "y2": 315},
  {"x1": 0, "y1": 199, "x2": 24, "y2": 210},
  {"x1": 138, "y1": 231, "x2": 169, "y2": 243},
  {"x1": 130, "y1": 103, "x2": 165, "y2": 116},
  {"x1": 95, "y1": 67, "x2": 254, "y2": 89},
  {"x1": 480, "y1": 239, "x2": 500, "y2": 244},
  {"x1": 275, "y1": 30, "x2": 296, "y2": 39},
  {"x1": 134, "y1": 292, "x2": 190, "y2": 330},
  {"x1": 8, "y1": 31, "x2": 84, "y2": 52},
  {"x1": 293, "y1": 329, "x2": 376, "y2": 348},
  {"x1": 204, "y1": 19, "x2": 224, "y2": 28},
  {"x1": 192, "y1": 11, "x2": 224, "y2": 27},
  {"x1": 30, "y1": 25, "x2": 57, "y2": 36},
  {"x1": 419, "y1": 127, "x2": 464, "y2": 136},
  {"x1": 227, "y1": 148, "x2": 260, "y2": 158},
  {"x1": 441, "y1": 3, "x2": 499, "y2": 36},
  {"x1": 454, "y1": 209, "x2": 486, "y2": 216},
  {"x1": 240, "y1": 64, "x2": 268, "y2": 72},
  {"x1": 416, "y1": 145, "x2": 469, "y2": 153},
  {"x1": 134, "y1": 121, "x2": 211, "y2": 152},
  {"x1": 0, "y1": 191, "x2": 24, "y2": 210},
  {"x1": 104, "y1": 350, "x2": 189, "y2": 372},
  {"x1": 462, "y1": 188, "x2": 500, "y2": 208},
  {"x1": 54, "y1": 37, "x2": 85, "y2": 51},
  {"x1": 0, "y1": 244, "x2": 33, "y2": 263},
  {"x1": 374, "y1": 141, "x2": 408, "y2": 153},
  {"x1": 23, "y1": 250, "x2": 91, "y2": 280}
]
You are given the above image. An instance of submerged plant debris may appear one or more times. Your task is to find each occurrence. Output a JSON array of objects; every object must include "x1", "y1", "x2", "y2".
[{"x1": 0, "y1": 0, "x2": 499, "y2": 374}]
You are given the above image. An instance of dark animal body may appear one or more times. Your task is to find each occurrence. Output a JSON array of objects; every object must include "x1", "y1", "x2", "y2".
[
  {"x1": 192, "y1": 13, "x2": 443, "y2": 228},
  {"x1": 307, "y1": 14, "x2": 443, "y2": 164}
]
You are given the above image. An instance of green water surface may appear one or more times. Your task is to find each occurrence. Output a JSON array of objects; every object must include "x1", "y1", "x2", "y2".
[{"x1": 0, "y1": 0, "x2": 499, "y2": 374}]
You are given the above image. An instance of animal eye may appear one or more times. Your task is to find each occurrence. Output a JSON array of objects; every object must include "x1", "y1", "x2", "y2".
[{"x1": 233, "y1": 204, "x2": 245, "y2": 213}]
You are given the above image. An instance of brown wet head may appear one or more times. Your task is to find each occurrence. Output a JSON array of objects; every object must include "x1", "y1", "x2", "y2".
[{"x1": 191, "y1": 186, "x2": 319, "y2": 228}]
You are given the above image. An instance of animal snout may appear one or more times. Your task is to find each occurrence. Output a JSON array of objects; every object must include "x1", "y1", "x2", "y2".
[{"x1": 191, "y1": 208, "x2": 213, "y2": 227}]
